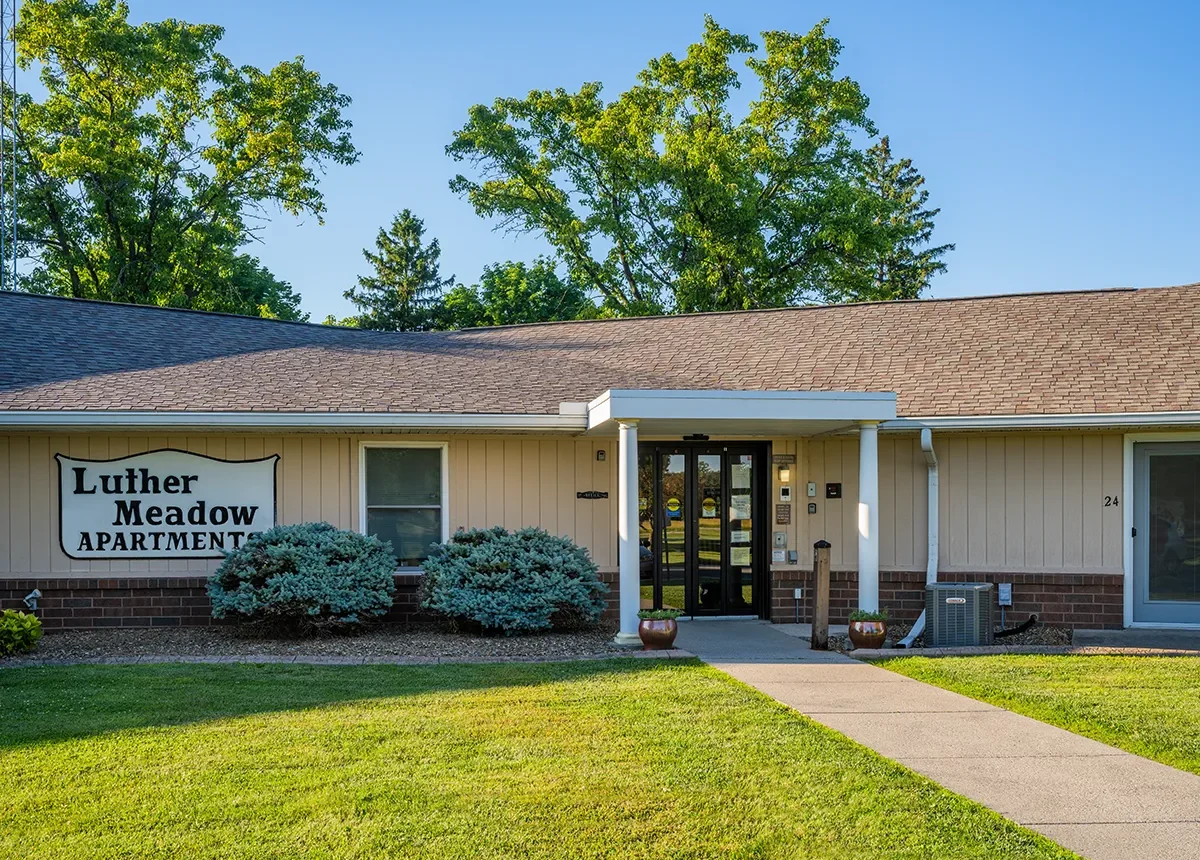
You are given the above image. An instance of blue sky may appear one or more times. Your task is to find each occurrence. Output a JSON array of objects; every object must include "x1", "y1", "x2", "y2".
[{"x1": 125, "y1": 0, "x2": 1198, "y2": 321}]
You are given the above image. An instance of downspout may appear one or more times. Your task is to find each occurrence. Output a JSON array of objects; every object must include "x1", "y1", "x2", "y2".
[{"x1": 897, "y1": 428, "x2": 938, "y2": 648}]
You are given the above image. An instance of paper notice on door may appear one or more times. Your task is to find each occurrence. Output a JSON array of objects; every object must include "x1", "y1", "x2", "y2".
[
  {"x1": 731, "y1": 495, "x2": 752, "y2": 519},
  {"x1": 730, "y1": 529, "x2": 750, "y2": 543},
  {"x1": 731, "y1": 546, "x2": 751, "y2": 566},
  {"x1": 732, "y1": 463, "x2": 751, "y2": 489}
]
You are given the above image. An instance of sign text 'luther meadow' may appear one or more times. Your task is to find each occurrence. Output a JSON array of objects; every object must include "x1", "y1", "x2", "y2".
[{"x1": 56, "y1": 450, "x2": 278, "y2": 559}]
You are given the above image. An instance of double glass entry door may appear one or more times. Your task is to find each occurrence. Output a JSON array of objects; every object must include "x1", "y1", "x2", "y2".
[{"x1": 638, "y1": 445, "x2": 764, "y2": 617}]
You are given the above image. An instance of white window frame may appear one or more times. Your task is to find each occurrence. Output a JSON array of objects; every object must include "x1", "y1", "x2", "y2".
[{"x1": 358, "y1": 441, "x2": 450, "y2": 569}]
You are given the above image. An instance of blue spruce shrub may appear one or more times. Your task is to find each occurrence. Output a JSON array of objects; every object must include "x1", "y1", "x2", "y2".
[
  {"x1": 420, "y1": 526, "x2": 608, "y2": 634},
  {"x1": 208, "y1": 522, "x2": 396, "y2": 631}
]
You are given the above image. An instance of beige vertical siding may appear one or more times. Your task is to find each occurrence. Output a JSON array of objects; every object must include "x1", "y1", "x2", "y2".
[
  {"x1": 0, "y1": 430, "x2": 1125, "y2": 580},
  {"x1": 0, "y1": 433, "x2": 356, "y2": 578},
  {"x1": 0, "y1": 432, "x2": 619, "y2": 578},
  {"x1": 804, "y1": 432, "x2": 1123, "y2": 573},
  {"x1": 435, "y1": 436, "x2": 617, "y2": 568},
  {"x1": 931, "y1": 432, "x2": 1123, "y2": 573},
  {"x1": 767, "y1": 438, "x2": 804, "y2": 562}
]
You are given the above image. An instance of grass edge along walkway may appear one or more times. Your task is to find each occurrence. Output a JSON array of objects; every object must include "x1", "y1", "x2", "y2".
[
  {"x1": 880, "y1": 653, "x2": 1200, "y2": 776},
  {"x1": 0, "y1": 658, "x2": 1076, "y2": 859}
]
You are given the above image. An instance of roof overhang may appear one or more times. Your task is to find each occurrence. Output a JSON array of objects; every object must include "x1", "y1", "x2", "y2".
[
  {"x1": 585, "y1": 389, "x2": 897, "y2": 437},
  {"x1": 882, "y1": 411, "x2": 1200, "y2": 432},
  {"x1": 0, "y1": 410, "x2": 589, "y2": 433}
]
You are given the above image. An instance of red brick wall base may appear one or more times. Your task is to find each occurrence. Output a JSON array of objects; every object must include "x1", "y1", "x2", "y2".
[
  {"x1": 1, "y1": 570, "x2": 623, "y2": 631},
  {"x1": 769, "y1": 569, "x2": 1124, "y2": 630},
  {"x1": 0, "y1": 575, "x2": 431, "y2": 631},
  {"x1": 2, "y1": 569, "x2": 1119, "y2": 632}
]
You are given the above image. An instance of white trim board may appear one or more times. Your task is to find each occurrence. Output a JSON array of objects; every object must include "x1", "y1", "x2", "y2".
[
  {"x1": 589, "y1": 389, "x2": 896, "y2": 423},
  {"x1": 886, "y1": 411, "x2": 1200, "y2": 432}
]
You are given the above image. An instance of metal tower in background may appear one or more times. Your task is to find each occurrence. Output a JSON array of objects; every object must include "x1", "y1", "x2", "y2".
[{"x1": 0, "y1": 0, "x2": 15, "y2": 290}]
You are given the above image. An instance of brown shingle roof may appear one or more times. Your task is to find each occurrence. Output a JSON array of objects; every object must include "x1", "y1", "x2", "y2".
[{"x1": 1, "y1": 285, "x2": 1198, "y2": 418}]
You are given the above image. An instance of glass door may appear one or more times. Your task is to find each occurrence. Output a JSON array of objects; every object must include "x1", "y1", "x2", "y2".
[
  {"x1": 725, "y1": 449, "x2": 757, "y2": 614},
  {"x1": 694, "y1": 451, "x2": 724, "y2": 611},
  {"x1": 659, "y1": 451, "x2": 688, "y2": 613},
  {"x1": 641, "y1": 443, "x2": 765, "y2": 617},
  {"x1": 1134, "y1": 443, "x2": 1200, "y2": 624}
]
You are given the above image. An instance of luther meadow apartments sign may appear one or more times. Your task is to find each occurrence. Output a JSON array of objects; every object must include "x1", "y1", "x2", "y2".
[{"x1": 56, "y1": 450, "x2": 278, "y2": 559}]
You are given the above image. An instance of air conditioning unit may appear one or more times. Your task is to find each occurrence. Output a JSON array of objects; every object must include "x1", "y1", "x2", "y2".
[{"x1": 925, "y1": 583, "x2": 995, "y2": 647}]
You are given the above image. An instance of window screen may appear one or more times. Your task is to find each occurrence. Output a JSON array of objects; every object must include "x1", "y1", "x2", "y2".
[{"x1": 364, "y1": 447, "x2": 443, "y2": 566}]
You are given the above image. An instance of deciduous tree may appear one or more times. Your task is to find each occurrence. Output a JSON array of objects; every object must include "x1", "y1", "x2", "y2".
[
  {"x1": 1, "y1": 0, "x2": 356, "y2": 318},
  {"x1": 447, "y1": 17, "x2": 950, "y2": 314},
  {"x1": 439, "y1": 258, "x2": 596, "y2": 328}
]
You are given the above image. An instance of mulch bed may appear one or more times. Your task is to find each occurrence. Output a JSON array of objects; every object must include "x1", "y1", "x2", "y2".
[
  {"x1": 831, "y1": 619, "x2": 1073, "y2": 653},
  {"x1": 1, "y1": 622, "x2": 625, "y2": 667}
]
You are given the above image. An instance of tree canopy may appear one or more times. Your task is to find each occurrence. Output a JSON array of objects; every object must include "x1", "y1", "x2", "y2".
[
  {"x1": 2, "y1": 0, "x2": 356, "y2": 319},
  {"x1": 440, "y1": 258, "x2": 597, "y2": 328},
  {"x1": 823, "y1": 136, "x2": 954, "y2": 303},
  {"x1": 447, "y1": 16, "x2": 950, "y2": 315}
]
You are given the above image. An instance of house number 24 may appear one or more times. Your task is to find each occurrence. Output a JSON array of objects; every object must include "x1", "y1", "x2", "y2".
[{"x1": 1103, "y1": 495, "x2": 1119, "y2": 507}]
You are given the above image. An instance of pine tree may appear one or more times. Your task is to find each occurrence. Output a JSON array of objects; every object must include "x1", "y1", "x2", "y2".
[
  {"x1": 828, "y1": 137, "x2": 954, "y2": 302},
  {"x1": 344, "y1": 210, "x2": 453, "y2": 330}
]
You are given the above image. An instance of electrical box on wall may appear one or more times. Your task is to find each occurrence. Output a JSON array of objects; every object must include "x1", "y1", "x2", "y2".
[
  {"x1": 807, "y1": 482, "x2": 817, "y2": 497},
  {"x1": 773, "y1": 531, "x2": 787, "y2": 548}
]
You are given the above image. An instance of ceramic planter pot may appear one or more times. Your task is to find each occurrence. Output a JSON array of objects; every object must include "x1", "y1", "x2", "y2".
[
  {"x1": 638, "y1": 618, "x2": 678, "y2": 650},
  {"x1": 848, "y1": 620, "x2": 887, "y2": 650}
]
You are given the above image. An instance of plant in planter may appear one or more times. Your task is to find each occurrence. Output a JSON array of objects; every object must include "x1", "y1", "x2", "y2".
[
  {"x1": 637, "y1": 608, "x2": 682, "y2": 650},
  {"x1": 847, "y1": 608, "x2": 888, "y2": 649}
]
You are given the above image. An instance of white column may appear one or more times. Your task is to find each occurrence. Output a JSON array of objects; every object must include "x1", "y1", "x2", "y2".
[
  {"x1": 857, "y1": 421, "x2": 880, "y2": 612},
  {"x1": 614, "y1": 420, "x2": 642, "y2": 646}
]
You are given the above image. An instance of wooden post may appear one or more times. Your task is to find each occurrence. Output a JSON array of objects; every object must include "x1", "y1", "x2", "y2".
[{"x1": 811, "y1": 540, "x2": 831, "y2": 650}]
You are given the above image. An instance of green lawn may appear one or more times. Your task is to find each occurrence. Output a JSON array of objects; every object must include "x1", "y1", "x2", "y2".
[
  {"x1": 882, "y1": 655, "x2": 1200, "y2": 775},
  {"x1": 0, "y1": 659, "x2": 1073, "y2": 859}
]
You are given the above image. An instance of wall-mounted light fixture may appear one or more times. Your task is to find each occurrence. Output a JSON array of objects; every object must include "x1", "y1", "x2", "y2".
[
  {"x1": 596, "y1": 450, "x2": 606, "y2": 462},
  {"x1": 777, "y1": 465, "x2": 791, "y2": 483}
]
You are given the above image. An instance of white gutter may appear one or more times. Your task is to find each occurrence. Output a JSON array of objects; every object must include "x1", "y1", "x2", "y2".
[
  {"x1": 0, "y1": 410, "x2": 589, "y2": 433},
  {"x1": 883, "y1": 411, "x2": 1200, "y2": 431},
  {"x1": 898, "y1": 427, "x2": 938, "y2": 649}
]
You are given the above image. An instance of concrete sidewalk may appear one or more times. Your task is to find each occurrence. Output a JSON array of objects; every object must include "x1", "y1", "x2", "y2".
[{"x1": 676, "y1": 621, "x2": 1200, "y2": 860}]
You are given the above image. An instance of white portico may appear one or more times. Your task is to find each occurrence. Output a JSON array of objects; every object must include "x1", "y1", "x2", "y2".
[{"x1": 585, "y1": 390, "x2": 898, "y2": 645}]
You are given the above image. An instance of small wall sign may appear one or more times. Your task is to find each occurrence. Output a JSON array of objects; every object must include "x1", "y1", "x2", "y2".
[
  {"x1": 825, "y1": 482, "x2": 842, "y2": 499},
  {"x1": 772, "y1": 454, "x2": 796, "y2": 465},
  {"x1": 576, "y1": 490, "x2": 609, "y2": 500},
  {"x1": 57, "y1": 449, "x2": 278, "y2": 560},
  {"x1": 775, "y1": 503, "x2": 792, "y2": 524}
]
